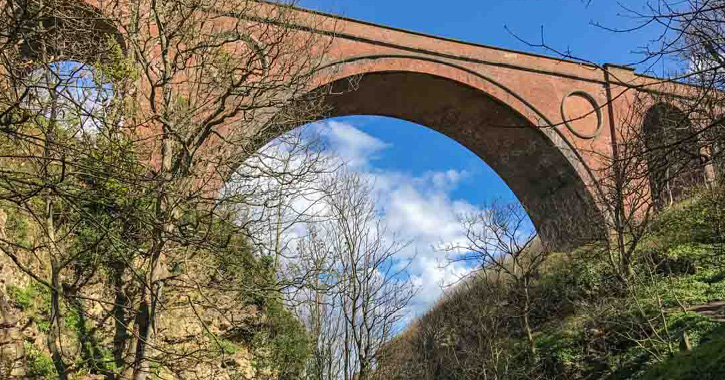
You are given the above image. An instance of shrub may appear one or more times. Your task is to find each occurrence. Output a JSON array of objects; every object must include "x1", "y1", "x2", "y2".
[
  {"x1": 6, "y1": 283, "x2": 50, "y2": 314},
  {"x1": 24, "y1": 342, "x2": 57, "y2": 378},
  {"x1": 641, "y1": 326, "x2": 725, "y2": 380}
]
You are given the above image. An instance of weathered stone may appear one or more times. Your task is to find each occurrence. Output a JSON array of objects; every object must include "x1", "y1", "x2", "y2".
[
  {"x1": 0, "y1": 209, "x2": 6, "y2": 239},
  {"x1": 0, "y1": 288, "x2": 25, "y2": 378},
  {"x1": 680, "y1": 330, "x2": 692, "y2": 352}
]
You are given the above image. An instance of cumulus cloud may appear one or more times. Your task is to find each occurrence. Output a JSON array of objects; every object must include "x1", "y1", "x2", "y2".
[
  {"x1": 313, "y1": 120, "x2": 479, "y2": 317},
  {"x1": 377, "y1": 179, "x2": 476, "y2": 316},
  {"x1": 242, "y1": 119, "x2": 485, "y2": 319},
  {"x1": 409, "y1": 257, "x2": 471, "y2": 309},
  {"x1": 318, "y1": 120, "x2": 391, "y2": 168}
]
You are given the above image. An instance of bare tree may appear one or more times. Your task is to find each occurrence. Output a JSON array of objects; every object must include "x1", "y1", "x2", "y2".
[
  {"x1": 445, "y1": 202, "x2": 549, "y2": 358},
  {"x1": 0, "y1": 0, "x2": 337, "y2": 378},
  {"x1": 376, "y1": 269, "x2": 530, "y2": 380},
  {"x1": 104, "y1": 2, "x2": 329, "y2": 376},
  {"x1": 295, "y1": 171, "x2": 416, "y2": 380},
  {"x1": 296, "y1": 224, "x2": 347, "y2": 380},
  {"x1": 586, "y1": 86, "x2": 711, "y2": 285}
]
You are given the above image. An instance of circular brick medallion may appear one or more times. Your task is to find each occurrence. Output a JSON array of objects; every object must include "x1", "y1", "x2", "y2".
[{"x1": 560, "y1": 91, "x2": 603, "y2": 139}]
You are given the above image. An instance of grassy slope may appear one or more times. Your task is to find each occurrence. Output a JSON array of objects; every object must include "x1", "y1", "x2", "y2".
[
  {"x1": 383, "y1": 188, "x2": 725, "y2": 379},
  {"x1": 539, "y1": 189, "x2": 725, "y2": 379},
  {"x1": 640, "y1": 325, "x2": 725, "y2": 380}
]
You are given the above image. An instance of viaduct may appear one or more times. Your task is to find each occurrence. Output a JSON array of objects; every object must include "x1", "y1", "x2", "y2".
[{"x1": 6, "y1": 0, "x2": 709, "y2": 250}]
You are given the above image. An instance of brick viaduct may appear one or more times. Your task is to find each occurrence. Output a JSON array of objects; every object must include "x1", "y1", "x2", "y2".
[{"x1": 21, "y1": 0, "x2": 705, "y2": 249}]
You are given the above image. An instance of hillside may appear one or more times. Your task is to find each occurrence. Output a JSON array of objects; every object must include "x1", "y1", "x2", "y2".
[
  {"x1": 376, "y1": 187, "x2": 725, "y2": 380},
  {"x1": 0, "y1": 206, "x2": 308, "y2": 379}
]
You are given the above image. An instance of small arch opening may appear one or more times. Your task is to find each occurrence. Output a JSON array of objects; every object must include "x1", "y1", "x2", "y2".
[
  {"x1": 22, "y1": 60, "x2": 114, "y2": 137},
  {"x1": 643, "y1": 103, "x2": 705, "y2": 208}
]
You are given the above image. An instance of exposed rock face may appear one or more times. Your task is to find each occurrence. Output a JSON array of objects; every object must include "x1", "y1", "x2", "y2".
[
  {"x1": 0, "y1": 290, "x2": 25, "y2": 378},
  {"x1": 0, "y1": 206, "x2": 299, "y2": 379},
  {"x1": 0, "y1": 209, "x2": 26, "y2": 377}
]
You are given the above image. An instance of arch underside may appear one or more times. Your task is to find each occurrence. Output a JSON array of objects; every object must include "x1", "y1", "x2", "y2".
[
  {"x1": 319, "y1": 71, "x2": 605, "y2": 250},
  {"x1": 644, "y1": 103, "x2": 704, "y2": 208},
  {"x1": 15, "y1": 0, "x2": 124, "y2": 64},
  {"x1": 14, "y1": 1, "x2": 607, "y2": 250}
]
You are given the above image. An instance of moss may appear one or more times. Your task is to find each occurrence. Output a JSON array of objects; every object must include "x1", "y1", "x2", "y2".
[
  {"x1": 219, "y1": 339, "x2": 239, "y2": 356},
  {"x1": 536, "y1": 328, "x2": 591, "y2": 377},
  {"x1": 3, "y1": 207, "x2": 31, "y2": 248},
  {"x1": 249, "y1": 299, "x2": 310, "y2": 378},
  {"x1": 6, "y1": 283, "x2": 50, "y2": 315},
  {"x1": 6, "y1": 285, "x2": 35, "y2": 311},
  {"x1": 37, "y1": 320, "x2": 50, "y2": 333},
  {"x1": 24, "y1": 342, "x2": 58, "y2": 379},
  {"x1": 641, "y1": 326, "x2": 725, "y2": 380}
]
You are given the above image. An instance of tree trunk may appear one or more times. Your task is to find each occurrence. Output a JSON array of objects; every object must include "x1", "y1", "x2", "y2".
[
  {"x1": 45, "y1": 196, "x2": 68, "y2": 380},
  {"x1": 132, "y1": 288, "x2": 152, "y2": 380},
  {"x1": 522, "y1": 281, "x2": 536, "y2": 358},
  {"x1": 111, "y1": 261, "x2": 128, "y2": 376},
  {"x1": 48, "y1": 262, "x2": 68, "y2": 380}
]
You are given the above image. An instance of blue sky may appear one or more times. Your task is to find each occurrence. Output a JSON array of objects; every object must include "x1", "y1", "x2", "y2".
[
  {"x1": 299, "y1": 0, "x2": 667, "y2": 69},
  {"x1": 288, "y1": 0, "x2": 668, "y2": 316}
]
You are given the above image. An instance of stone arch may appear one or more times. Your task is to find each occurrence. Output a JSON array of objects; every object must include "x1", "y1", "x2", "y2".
[
  {"x1": 643, "y1": 103, "x2": 704, "y2": 208},
  {"x1": 12, "y1": 0, "x2": 124, "y2": 65},
  {"x1": 308, "y1": 64, "x2": 607, "y2": 250},
  {"x1": 1, "y1": 0, "x2": 122, "y2": 129}
]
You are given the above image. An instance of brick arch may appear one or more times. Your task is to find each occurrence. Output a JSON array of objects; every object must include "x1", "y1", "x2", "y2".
[
  {"x1": 42, "y1": 0, "x2": 691, "y2": 249},
  {"x1": 16, "y1": 0, "x2": 124, "y2": 65},
  {"x1": 643, "y1": 103, "x2": 704, "y2": 208},
  {"x1": 310, "y1": 58, "x2": 607, "y2": 249},
  {"x1": 313, "y1": 56, "x2": 600, "y2": 186}
]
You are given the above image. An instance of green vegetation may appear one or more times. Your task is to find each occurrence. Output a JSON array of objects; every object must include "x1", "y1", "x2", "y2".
[
  {"x1": 2, "y1": 212, "x2": 310, "y2": 379},
  {"x1": 378, "y1": 186, "x2": 725, "y2": 380},
  {"x1": 24, "y1": 342, "x2": 58, "y2": 379},
  {"x1": 0, "y1": 140, "x2": 310, "y2": 378},
  {"x1": 266, "y1": 299, "x2": 311, "y2": 377},
  {"x1": 533, "y1": 188, "x2": 725, "y2": 379},
  {"x1": 6, "y1": 283, "x2": 51, "y2": 316},
  {"x1": 0, "y1": 105, "x2": 312, "y2": 378},
  {"x1": 641, "y1": 326, "x2": 725, "y2": 380}
]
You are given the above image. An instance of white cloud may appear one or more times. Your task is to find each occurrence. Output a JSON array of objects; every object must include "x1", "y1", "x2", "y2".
[
  {"x1": 318, "y1": 120, "x2": 390, "y2": 168},
  {"x1": 247, "y1": 120, "x2": 483, "y2": 319},
  {"x1": 312, "y1": 120, "x2": 480, "y2": 316},
  {"x1": 372, "y1": 174, "x2": 477, "y2": 316},
  {"x1": 409, "y1": 257, "x2": 471, "y2": 310}
]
